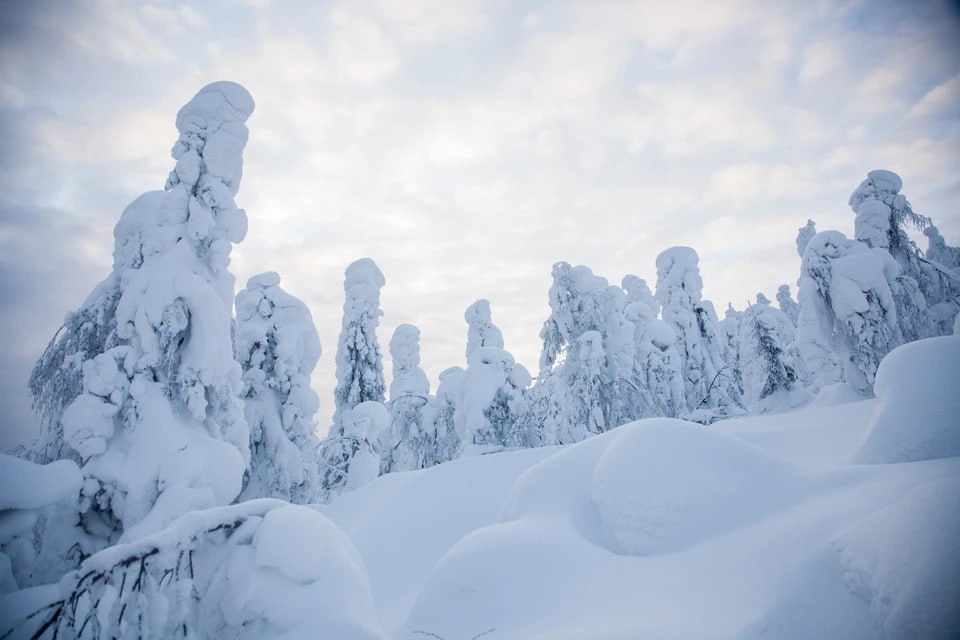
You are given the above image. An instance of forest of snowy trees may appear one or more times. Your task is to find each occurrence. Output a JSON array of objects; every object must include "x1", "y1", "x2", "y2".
[{"x1": 3, "y1": 82, "x2": 960, "y2": 638}]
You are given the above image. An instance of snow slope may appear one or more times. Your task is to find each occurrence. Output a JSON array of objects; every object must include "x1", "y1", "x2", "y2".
[{"x1": 317, "y1": 338, "x2": 959, "y2": 640}]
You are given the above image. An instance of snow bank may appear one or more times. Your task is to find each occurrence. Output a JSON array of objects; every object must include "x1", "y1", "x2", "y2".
[
  {"x1": 854, "y1": 336, "x2": 960, "y2": 464},
  {"x1": 591, "y1": 419, "x2": 801, "y2": 555}
]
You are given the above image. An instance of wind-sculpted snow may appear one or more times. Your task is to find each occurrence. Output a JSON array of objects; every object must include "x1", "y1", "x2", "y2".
[
  {"x1": 591, "y1": 420, "x2": 802, "y2": 556},
  {"x1": 853, "y1": 335, "x2": 960, "y2": 464}
]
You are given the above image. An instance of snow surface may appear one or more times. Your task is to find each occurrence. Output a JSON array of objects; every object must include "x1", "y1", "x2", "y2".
[{"x1": 307, "y1": 340, "x2": 958, "y2": 639}]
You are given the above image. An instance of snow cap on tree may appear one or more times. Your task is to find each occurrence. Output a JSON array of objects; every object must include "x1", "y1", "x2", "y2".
[
  {"x1": 924, "y1": 225, "x2": 960, "y2": 269},
  {"x1": 465, "y1": 299, "x2": 504, "y2": 360},
  {"x1": 389, "y1": 324, "x2": 429, "y2": 399},
  {"x1": 796, "y1": 219, "x2": 817, "y2": 258},
  {"x1": 756, "y1": 292, "x2": 771, "y2": 306}
]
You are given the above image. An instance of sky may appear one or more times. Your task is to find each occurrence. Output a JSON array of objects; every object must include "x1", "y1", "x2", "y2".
[{"x1": 1, "y1": 0, "x2": 959, "y2": 449}]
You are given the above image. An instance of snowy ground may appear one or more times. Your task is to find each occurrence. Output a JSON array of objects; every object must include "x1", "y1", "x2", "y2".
[
  {"x1": 2, "y1": 338, "x2": 957, "y2": 639},
  {"x1": 317, "y1": 354, "x2": 959, "y2": 639}
]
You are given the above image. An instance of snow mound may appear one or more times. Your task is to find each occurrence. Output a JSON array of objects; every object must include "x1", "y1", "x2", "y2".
[
  {"x1": 0, "y1": 455, "x2": 81, "y2": 511},
  {"x1": 834, "y1": 478, "x2": 960, "y2": 639},
  {"x1": 854, "y1": 336, "x2": 960, "y2": 464},
  {"x1": 810, "y1": 382, "x2": 865, "y2": 407},
  {"x1": 591, "y1": 419, "x2": 801, "y2": 555}
]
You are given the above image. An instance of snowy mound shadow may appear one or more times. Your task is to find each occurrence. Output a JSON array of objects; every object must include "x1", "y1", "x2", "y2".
[{"x1": 590, "y1": 419, "x2": 802, "y2": 556}]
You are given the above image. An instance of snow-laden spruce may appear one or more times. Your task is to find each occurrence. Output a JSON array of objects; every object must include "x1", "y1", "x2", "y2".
[
  {"x1": 850, "y1": 170, "x2": 959, "y2": 332},
  {"x1": 797, "y1": 230, "x2": 901, "y2": 394},
  {"x1": 738, "y1": 295, "x2": 809, "y2": 412},
  {"x1": 321, "y1": 258, "x2": 387, "y2": 497},
  {"x1": 655, "y1": 247, "x2": 743, "y2": 423},
  {"x1": 235, "y1": 272, "x2": 322, "y2": 504},
  {"x1": 454, "y1": 346, "x2": 531, "y2": 454},
  {"x1": 924, "y1": 225, "x2": 960, "y2": 270},
  {"x1": 25, "y1": 83, "x2": 256, "y2": 556},
  {"x1": 623, "y1": 274, "x2": 685, "y2": 419},
  {"x1": 382, "y1": 324, "x2": 432, "y2": 473},
  {"x1": 431, "y1": 366, "x2": 465, "y2": 464}
]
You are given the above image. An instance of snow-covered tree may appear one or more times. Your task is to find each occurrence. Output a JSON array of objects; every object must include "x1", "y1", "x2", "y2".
[
  {"x1": 431, "y1": 366, "x2": 464, "y2": 464},
  {"x1": 25, "y1": 82, "x2": 256, "y2": 551},
  {"x1": 3, "y1": 501, "x2": 386, "y2": 640},
  {"x1": 849, "y1": 170, "x2": 959, "y2": 312},
  {"x1": 622, "y1": 275, "x2": 685, "y2": 418},
  {"x1": 464, "y1": 299, "x2": 504, "y2": 360},
  {"x1": 331, "y1": 258, "x2": 386, "y2": 435},
  {"x1": 797, "y1": 230, "x2": 901, "y2": 394},
  {"x1": 924, "y1": 225, "x2": 960, "y2": 270},
  {"x1": 319, "y1": 401, "x2": 389, "y2": 501},
  {"x1": 454, "y1": 347, "x2": 531, "y2": 454},
  {"x1": 235, "y1": 272, "x2": 322, "y2": 504},
  {"x1": 382, "y1": 324, "x2": 432, "y2": 473},
  {"x1": 796, "y1": 219, "x2": 817, "y2": 258},
  {"x1": 655, "y1": 247, "x2": 743, "y2": 422},
  {"x1": 776, "y1": 284, "x2": 800, "y2": 327},
  {"x1": 739, "y1": 299, "x2": 808, "y2": 412},
  {"x1": 719, "y1": 303, "x2": 744, "y2": 399}
]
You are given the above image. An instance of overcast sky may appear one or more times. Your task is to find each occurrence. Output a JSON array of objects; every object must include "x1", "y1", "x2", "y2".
[{"x1": 1, "y1": 0, "x2": 958, "y2": 449}]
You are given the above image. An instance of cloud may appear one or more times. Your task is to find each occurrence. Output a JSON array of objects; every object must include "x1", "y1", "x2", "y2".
[{"x1": 2, "y1": 0, "x2": 960, "y2": 448}]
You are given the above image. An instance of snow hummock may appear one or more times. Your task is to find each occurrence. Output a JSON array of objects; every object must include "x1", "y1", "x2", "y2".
[
  {"x1": 590, "y1": 419, "x2": 801, "y2": 556},
  {"x1": 853, "y1": 335, "x2": 960, "y2": 464}
]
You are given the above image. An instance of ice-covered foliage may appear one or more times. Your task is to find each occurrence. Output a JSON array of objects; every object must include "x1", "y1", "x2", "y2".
[
  {"x1": 1, "y1": 501, "x2": 385, "y2": 640},
  {"x1": 776, "y1": 284, "x2": 800, "y2": 327},
  {"x1": 739, "y1": 300, "x2": 809, "y2": 412},
  {"x1": 332, "y1": 258, "x2": 387, "y2": 436},
  {"x1": 431, "y1": 367, "x2": 465, "y2": 464},
  {"x1": 464, "y1": 299, "x2": 504, "y2": 360},
  {"x1": 796, "y1": 219, "x2": 817, "y2": 258},
  {"x1": 454, "y1": 347, "x2": 530, "y2": 454},
  {"x1": 655, "y1": 247, "x2": 743, "y2": 422},
  {"x1": 0, "y1": 456, "x2": 82, "y2": 592},
  {"x1": 797, "y1": 231, "x2": 901, "y2": 394},
  {"x1": 382, "y1": 324, "x2": 432, "y2": 473},
  {"x1": 853, "y1": 335, "x2": 960, "y2": 464},
  {"x1": 235, "y1": 272, "x2": 322, "y2": 504},
  {"x1": 22, "y1": 83, "x2": 255, "y2": 555},
  {"x1": 320, "y1": 401, "x2": 389, "y2": 501}
]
